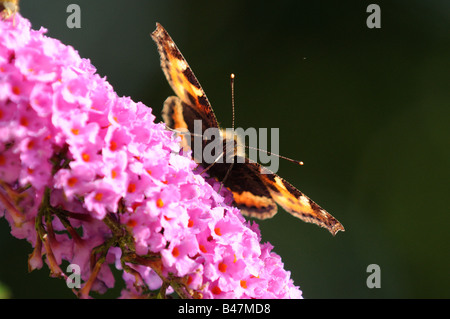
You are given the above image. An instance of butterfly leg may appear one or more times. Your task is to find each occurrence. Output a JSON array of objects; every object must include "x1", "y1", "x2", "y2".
[
  {"x1": 197, "y1": 151, "x2": 224, "y2": 176},
  {"x1": 218, "y1": 162, "x2": 234, "y2": 194}
]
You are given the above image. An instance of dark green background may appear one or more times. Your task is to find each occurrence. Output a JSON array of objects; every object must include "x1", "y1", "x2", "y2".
[{"x1": 1, "y1": 0, "x2": 449, "y2": 298}]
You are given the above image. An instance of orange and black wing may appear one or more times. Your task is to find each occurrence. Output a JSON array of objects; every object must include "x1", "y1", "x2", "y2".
[
  {"x1": 208, "y1": 156, "x2": 344, "y2": 235},
  {"x1": 151, "y1": 23, "x2": 219, "y2": 130},
  {"x1": 207, "y1": 156, "x2": 278, "y2": 219},
  {"x1": 258, "y1": 167, "x2": 345, "y2": 236}
]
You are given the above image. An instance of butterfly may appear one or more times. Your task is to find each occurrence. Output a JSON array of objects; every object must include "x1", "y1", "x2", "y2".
[{"x1": 151, "y1": 23, "x2": 344, "y2": 235}]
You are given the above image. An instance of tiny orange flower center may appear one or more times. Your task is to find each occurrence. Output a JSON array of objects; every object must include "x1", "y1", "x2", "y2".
[
  {"x1": 127, "y1": 183, "x2": 136, "y2": 193},
  {"x1": 19, "y1": 116, "x2": 28, "y2": 127},
  {"x1": 211, "y1": 286, "x2": 222, "y2": 295},
  {"x1": 126, "y1": 219, "x2": 137, "y2": 228},
  {"x1": 94, "y1": 192, "x2": 103, "y2": 201},
  {"x1": 71, "y1": 128, "x2": 80, "y2": 135},
  {"x1": 81, "y1": 153, "x2": 90, "y2": 162},
  {"x1": 67, "y1": 177, "x2": 78, "y2": 187},
  {"x1": 27, "y1": 140, "x2": 35, "y2": 150},
  {"x1": 12, "y1": 86, "x2": 20, "y2": 95},
  {"x1": 218, "y1": 262, "x2": 227, "y2": 273},
  {"x1": 172, "y1": 247, "x2": 180, "y2": 257},
  {"x1": 156, "y1": 198, "x2": 164, "y2": 208},
  {"x1": 131, "y1": 202, "x2": 142, "y2": 212},
  {"x1": 109, "y1": 140, "x2": 117, "y2": 151}
]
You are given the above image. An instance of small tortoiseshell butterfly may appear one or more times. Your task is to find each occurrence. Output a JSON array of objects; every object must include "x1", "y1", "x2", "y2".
[{"x1": 151, "y1": 23, "x2": 344, "y2": 235}]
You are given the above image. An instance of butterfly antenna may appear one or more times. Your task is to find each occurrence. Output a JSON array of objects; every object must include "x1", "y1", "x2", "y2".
[
  {"x1": 231, "y1": 73, "x2": 236, "y2": 130},
  {"x1": 164, "y1": 125, "x2": 204, "y2": 138},
  {"x1": 243, "y1": 144, "x2": 304, "y2": 166},
  {"x1": 229, "y1": 74, "x2": 303, "y2": 167}
]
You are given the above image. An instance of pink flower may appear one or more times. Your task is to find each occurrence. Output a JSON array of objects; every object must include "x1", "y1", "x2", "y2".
[
  {"x1": 0, "y1": 14, "x2": 302, "y2": 299},
  {"x1": 84, "y1": 181, "x2": 121, "y2": 219}
]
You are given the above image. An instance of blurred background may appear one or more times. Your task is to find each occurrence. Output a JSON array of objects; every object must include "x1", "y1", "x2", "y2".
[{"x1": 0, "y1": 0, "x2": 449, "y2": 298}]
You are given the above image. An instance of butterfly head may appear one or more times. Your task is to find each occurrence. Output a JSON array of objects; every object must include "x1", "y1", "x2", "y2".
[{"x1": 220, "y1": 128, "x2": 246, "y2": 159}]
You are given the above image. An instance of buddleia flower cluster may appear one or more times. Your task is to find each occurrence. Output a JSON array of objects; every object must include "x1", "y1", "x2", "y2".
[{"x1": 0, "y1": 14, "x2": 302, "y2": 299}]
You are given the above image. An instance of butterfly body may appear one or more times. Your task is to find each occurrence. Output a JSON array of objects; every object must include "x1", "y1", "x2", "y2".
[{"x1": 152, "y1": 23, "x2": 344, "y2": 235}]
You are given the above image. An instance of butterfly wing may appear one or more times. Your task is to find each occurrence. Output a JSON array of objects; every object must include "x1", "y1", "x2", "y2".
[
  {"x1": 207, "y1": 156, "x2": 278, "y2": 219},
  {"x1": 258, "y1": 167, "x2": 345, "y2": 236},
  {"x1": 162, "y1": 95, "x2": 218, "y2": 160},
  {"x1": 151, "y1": 23, "x2": 219, "y2": 130},
  {"x1": 209, "y1": 156, "x2": 344, "y2": 235}
]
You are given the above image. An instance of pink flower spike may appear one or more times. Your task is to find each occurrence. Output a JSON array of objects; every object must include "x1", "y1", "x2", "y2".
[{"x1": 0, "y1": 14, "x2": 302, "y2": 299}]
